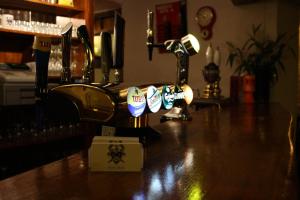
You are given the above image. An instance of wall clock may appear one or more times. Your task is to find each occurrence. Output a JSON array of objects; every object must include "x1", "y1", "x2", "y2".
[{"x1": 195, "y1": 6, "x2": 216, "y2": 40}]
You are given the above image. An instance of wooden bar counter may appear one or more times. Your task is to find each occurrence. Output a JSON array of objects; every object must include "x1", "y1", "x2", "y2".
[{"x1": 0, "y1": 104, "x2": 299, "y2": 199}]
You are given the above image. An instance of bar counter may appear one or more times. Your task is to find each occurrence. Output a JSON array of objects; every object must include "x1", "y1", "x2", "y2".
[{"x1": 0, "y1": 104, "x2": 298, "y2": 199}]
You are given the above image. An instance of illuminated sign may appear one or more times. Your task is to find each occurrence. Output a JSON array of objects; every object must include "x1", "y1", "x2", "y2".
[
  {"x1": 162, "y1": 85, "x2": 174, "y2": 110},
  {"x1": 146, "y1": 86, "x2": 162, "y2": 113},
  {"x1": 182, "y1": 84, "x2": 193, "y2": 104},
  {"x1": 127, "y1": 87, "x2": 146, "y2": 117},
  {"x1": 174, "y1": 85, "x2": 185, "y2": 106},
  {"x1": 173, "y1": 85, "x2": 184, "y2": 107},
  {"x1": 174, "y1": 84, "x2": 194, "y2": 105}
]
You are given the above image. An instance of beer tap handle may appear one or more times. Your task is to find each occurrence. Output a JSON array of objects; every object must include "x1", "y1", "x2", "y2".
[
  {"x1": 77, "y1": 25, "x2": 94, "y2": 83},
  {"x1": 100, "y1": 32, "x2": 113, "y2": 84},
  {"x1": 147, "y1": 10, "x2": 154, "y2": 61},
  {"x1": 61, "y1": 22, "x2": 73, "y2": 84},
  {"x1": 33, "y1": 36, "x2": 51, "y2": 97}
]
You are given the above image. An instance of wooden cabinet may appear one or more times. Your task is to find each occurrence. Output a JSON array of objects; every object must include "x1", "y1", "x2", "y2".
[{"x1": 0, "y1": 0, "x2": 94, "y2": 78}]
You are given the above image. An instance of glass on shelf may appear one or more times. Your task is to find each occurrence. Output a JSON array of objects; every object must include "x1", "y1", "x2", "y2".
[
  {"x1": 23, "y1": 10, "x2": 30, "y2": 22},
  {"x1": 14, "y1": 10, "x2": 21, "y2": 21},
  {"x1": 0, "y1": 8, "x2": 64, "y2": 36},
  {"x1": 71, "y1": 45, "x2": 79, "y2": 73},
  {"x1": 12, "y1": 10, "x2": 20, "y2": 30},
  {"x1": 48, "y1": 44, "x2": 62, "y2": 76},
  {"x1": 2, "y1": 8, "x2": 13, "y2": 15},
  {"x1": 1, "y1": 9, "x2": 14, "y2": 28}
]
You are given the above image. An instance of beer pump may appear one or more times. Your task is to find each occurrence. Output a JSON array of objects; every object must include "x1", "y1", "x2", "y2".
[
  {"x1": 61, "y1": 22, "x2": 73, "y2": 84},
  {"x1": 33, "y1": 36, "x2": 51, "y2": 97},
  {"x1": 77, "y1": 25, "x2": 94, "y2": 84},
  {"x1": 48, "y1": 21, "x2": 195, "y2": 140},
  {"x1": 48, "y1": 23, "x2": 115, "y2": 124},
  {"x1": 33, "y1": 36, "x2": 51, "y2": 130},
  {"x1": 146, "y1": 10, "x2": 200, "y2": 120},
  {"x1": 100, "y1": 32, "x2": 113, "y2": 84}
]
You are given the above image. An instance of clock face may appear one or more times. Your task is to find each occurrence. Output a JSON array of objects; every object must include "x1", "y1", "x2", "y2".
[
  {"x1": 195, "y1": 6, "x2": 216, "y2": 27},
  {"x1": 195, "y1": 6, "x2": 216, "y2": 40}
]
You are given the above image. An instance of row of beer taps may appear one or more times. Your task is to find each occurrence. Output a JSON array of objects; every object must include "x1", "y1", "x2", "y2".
[{"x1": 33, "y1": 9, "x2": 200, "y2": 127}]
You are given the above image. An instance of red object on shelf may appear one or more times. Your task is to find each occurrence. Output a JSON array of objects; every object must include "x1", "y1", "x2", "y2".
[
  {"x1": 230, "y1": 75, "x2": 242, "y2": 103},
  {"x1": 155, "y1": 1, "x2": 186, "y2": 53}
]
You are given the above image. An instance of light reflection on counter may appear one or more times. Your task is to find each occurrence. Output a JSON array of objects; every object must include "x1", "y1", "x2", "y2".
[
  {"x1": 133, "y1": 193, "x2": 146, "y2": 200},
  {"x1": 133, "y1": 148, "x2": 198, "y2": 199},
  {"x1": 173, "y1": 149, "x2": 194, "y2": 176},
  {"x1": 139, "y1": 171, "x2": 163, "y2": 200},
  {"x1": 149, "y1": 172, "x2": 163, "y2": 194},
  {"x1": 184, "y1": 149, "x2": 194, "y2": 171},
  {"x1": 164, "y1": 165, "x2": 175, "y2": 192},
  {"x1": 188, "y1": 183, "x2": 204, "y2": 200}
]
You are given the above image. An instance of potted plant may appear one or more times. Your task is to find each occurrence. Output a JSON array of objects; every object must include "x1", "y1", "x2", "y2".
[{"x1": 226, "y1": 24, "x2": 295, "y2": 103}]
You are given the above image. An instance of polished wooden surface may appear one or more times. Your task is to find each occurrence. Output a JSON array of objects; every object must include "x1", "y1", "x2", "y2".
[{"x1": 0, "y1": 104, "x2": 298, "y2": 199}]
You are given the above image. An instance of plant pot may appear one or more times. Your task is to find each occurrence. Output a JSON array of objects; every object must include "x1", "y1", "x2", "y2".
[
  {"x1": 230, "y1": 75, "x2": 242, "y2": 103},
  {"x1": 243, "y1": 75, "x2": 255, "y2": 103},
  {"x1": 254, "y1": 69, "x2": 270, "y2": 103}
]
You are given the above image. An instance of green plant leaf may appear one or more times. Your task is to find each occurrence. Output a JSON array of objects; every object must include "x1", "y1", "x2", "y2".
[{"x1": 226, "y1": 23, "x2": 294, "y2": 80}]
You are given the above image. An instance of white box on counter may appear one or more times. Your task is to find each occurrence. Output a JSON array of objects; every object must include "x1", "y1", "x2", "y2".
[{"x1": 88, "y1": 136, "x2": 143, "y2": 172}]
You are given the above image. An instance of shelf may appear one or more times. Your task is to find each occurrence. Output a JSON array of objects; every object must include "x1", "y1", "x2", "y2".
[
  {"x1": 0, "y1": 0, "x2": 93, "y2": 71},
  {"x1": 0, "y1": 27, "x2": 82, "y2": 42},
  {"x1": 0, "y1": 27, "x2": 61, "y2": 38},
  {"x1": 0, "y1": 0, "x2": 83, "y2": 17}
]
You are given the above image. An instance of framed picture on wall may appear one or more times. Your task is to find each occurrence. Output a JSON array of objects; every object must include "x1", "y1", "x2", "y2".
[{"x1": 155, "y1": 0, "x2": 187, "y2": 53}]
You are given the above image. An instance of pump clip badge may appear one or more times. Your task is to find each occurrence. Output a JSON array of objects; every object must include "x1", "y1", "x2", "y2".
[
  {"x1": 147, "y1": 85, "x2": 162, "y2": 113},
  {"x1": 162, "y1": 85, "x2": 174, "y2": 110},
  {"x1": 127, "y1": 87, "x2": 146, "y2": 117}
]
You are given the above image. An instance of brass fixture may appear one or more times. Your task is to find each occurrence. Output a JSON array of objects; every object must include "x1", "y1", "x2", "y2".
[
  {"x1": 50, "y1": 84, "x2": 116, "y2": 123},
  {"x1": 48, "y1": 83, "x2": 192, "y2": 128},
  {"x1": 202, "y1": 62, "x2": 221, "y2": 98},
  {"x1": 202, "y1": 45, "x2": 222, "y2": 99}
]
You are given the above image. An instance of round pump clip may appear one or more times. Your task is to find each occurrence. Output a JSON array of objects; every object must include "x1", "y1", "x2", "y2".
[
  {"x1": 127, "y1": 87, "x2": 146, "y2": 117},
  {"x1": 146, "y1": 85, "x2": 162, "y2": 113}
]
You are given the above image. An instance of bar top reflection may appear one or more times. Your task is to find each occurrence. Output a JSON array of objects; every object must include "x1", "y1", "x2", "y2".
[{"x1": 0, "y1": 104, "x2": 298, "y2": 200}]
